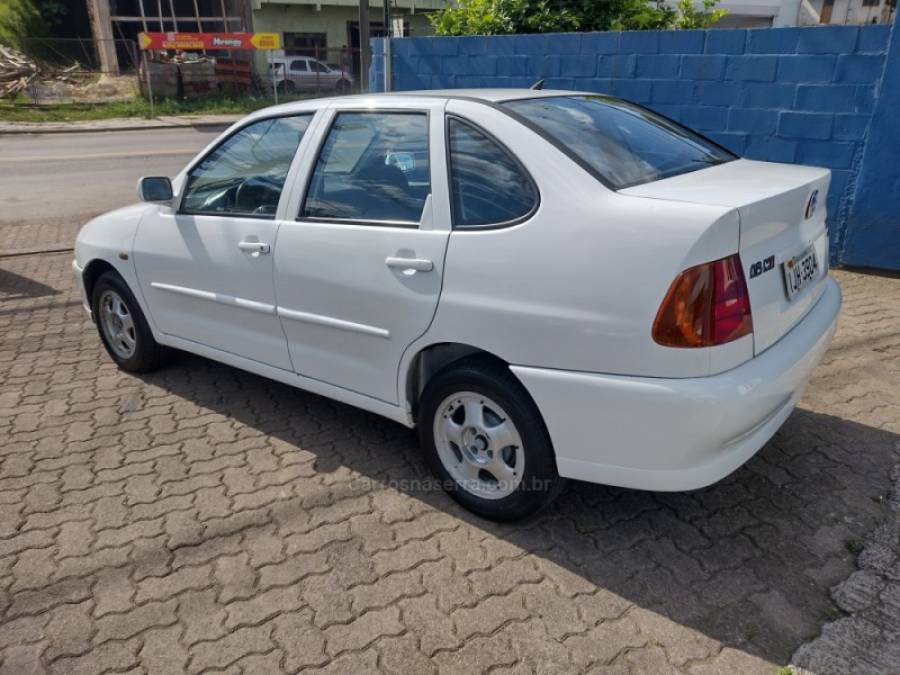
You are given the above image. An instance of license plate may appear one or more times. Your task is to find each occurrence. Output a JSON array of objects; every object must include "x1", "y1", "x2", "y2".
[{"x1": 782, "y1": 245, "x2": 819, "y2": 300}]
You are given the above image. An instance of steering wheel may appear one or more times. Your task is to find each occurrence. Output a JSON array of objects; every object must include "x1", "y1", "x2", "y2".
[{"x1": 234, "y1": 178, "x2": 254, "y2": 213}]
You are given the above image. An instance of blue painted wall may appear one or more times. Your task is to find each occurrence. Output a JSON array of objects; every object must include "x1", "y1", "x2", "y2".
[
  {"x1": 841, "y1": 24, "x2": 900, "y2": 268},
  {"x1": 370, "y1": 38, "x2": 385, "y2": 94},
  {"x1": 372, "y1": 24, "x2": 899, "y2": 270}
]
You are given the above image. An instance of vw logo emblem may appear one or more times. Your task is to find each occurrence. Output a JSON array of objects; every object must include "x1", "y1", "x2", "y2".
[{"x1": 805, "y1": 190, "x2": 819, "y2": 220}]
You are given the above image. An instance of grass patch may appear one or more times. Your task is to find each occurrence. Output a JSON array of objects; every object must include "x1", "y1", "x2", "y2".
[{"x1": 0, "y1": 94, "x2": 311, "y2": 123}]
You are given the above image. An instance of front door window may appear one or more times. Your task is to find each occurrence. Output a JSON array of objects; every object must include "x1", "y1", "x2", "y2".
[{"x1": 181, "y1": 115, "x2": 312, "y2": 218}]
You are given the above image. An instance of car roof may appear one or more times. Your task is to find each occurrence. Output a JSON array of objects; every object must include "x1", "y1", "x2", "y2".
[
  {"x1": 244, "y1": 89, "x2": 585, "y2": 120},
  {"x1": 395, "y1": 88, "x2": 582, "y2": 102}
]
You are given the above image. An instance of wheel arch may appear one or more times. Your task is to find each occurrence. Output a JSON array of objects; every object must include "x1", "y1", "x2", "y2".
[
  {"x1": 402, "y1": 342, "x2": 511, "y2": 421},
  {"x1": 82, "y1": 258, "x2": 119, "y2": 305},
  {"x1": 79, "y1": 255, "x2": 163, "y2": 342}
]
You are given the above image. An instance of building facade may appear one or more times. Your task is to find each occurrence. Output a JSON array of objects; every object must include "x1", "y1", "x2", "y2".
[
  {"x1": 251, "y1": 0, "x2": 441, "y2": 76},
  {"x1": 705, "y1": 0, "x2": 896, "y2": 26},
  {"x1": 807, "y1": 0, "x2": 895, "y2": 24}
]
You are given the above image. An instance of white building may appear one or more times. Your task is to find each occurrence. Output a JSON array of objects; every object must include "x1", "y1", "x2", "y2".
[
  {"x1": 675, "y1": 0, "x2": 896, "y2": 26},
  {"x1": 806, "y1": 0, "x2": 896, "y2": 24}
]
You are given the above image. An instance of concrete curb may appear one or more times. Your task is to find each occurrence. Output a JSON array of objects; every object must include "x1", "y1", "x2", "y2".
[{"x1": 0, "y1": 114, "x2": 241, "y2": 135}]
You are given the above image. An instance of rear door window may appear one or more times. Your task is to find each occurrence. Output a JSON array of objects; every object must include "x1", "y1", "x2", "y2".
[
  {"x1": 503, "y1": 95, "x2": 734, "y2": 190},
  {"x1": 300, "y1": 112, "x2": 430, "y2": 224},
  {"x1": 447, "y1": 117, "x2": 538, "y2": 228}
]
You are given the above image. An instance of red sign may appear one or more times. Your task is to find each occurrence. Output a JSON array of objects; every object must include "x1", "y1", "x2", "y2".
[{"x1": 138, "y1": 32, "x2": 281, "y2": 51}]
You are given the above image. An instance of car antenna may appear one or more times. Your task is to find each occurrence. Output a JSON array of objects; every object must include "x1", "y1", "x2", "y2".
[{"x1": 530, "y1": 79, "x2": 545, "y2": 90}]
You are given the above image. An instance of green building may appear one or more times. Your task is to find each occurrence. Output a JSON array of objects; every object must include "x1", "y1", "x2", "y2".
[{"x1": 251, "y1": 0, "x2": 443, "y2": 81}]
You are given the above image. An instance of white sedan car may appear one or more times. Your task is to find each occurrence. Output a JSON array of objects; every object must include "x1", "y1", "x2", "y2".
[
  {"x1": 269, "y1": 57, "x2": 354, "y2": 94},
  {"x1": 74, "y1": 89, "x2": 841, "y2": 520}
]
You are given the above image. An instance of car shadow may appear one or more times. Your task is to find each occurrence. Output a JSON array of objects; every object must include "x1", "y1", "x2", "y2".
[
  {"x1": 137, "y1": 349, "x2": 898, "y2": 665},
  {"x1": 0, "y1": 266, "x2": 61, "y2": 301}
]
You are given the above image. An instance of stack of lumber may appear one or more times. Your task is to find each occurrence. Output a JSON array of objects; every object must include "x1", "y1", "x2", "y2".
[{"x1": 0, "y1": 44, "x2": 38, "y2": 98}]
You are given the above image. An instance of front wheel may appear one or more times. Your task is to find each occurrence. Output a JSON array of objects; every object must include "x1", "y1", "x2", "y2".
[
  {"x1": 417, "y1": 357, "x2": 564, "y2": 521},
  {"x1": 91, "y1": 271, "x2": 168, "y2": 373}
]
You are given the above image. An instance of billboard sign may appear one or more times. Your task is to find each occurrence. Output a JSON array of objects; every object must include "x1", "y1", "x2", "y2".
[{"x1": 138, "y1": 32, "x2": 282, "y2": 51}]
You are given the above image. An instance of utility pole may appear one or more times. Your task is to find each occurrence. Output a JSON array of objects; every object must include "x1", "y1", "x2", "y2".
[
  {"x1": 86, "y1": 0, "x2": 120, "y2": 75},
  {"x1": 359, "y1": 0, "x2": 370, "y2": 91},
  {"x1": 382, "y1": 0, "x2": 391, "y2": 92}
]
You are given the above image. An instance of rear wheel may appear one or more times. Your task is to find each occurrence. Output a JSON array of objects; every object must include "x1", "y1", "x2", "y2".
[
  {"x1": 92, "y1": 271, "x2": 168, "y2": 373},
  {"x1": 417, "y1": 357, "x2": 564, "y2": 521},
  {"x1": 334, "y1": 79, "x2": 350, "y2": 94}
]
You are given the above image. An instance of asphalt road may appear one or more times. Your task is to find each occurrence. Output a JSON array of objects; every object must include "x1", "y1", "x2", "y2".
[{"x1": 0, "y1": 126, "x2": 225, "y2": 252}]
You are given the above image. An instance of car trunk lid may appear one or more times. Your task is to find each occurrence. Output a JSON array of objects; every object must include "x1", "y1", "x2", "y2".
[{"x1": 620, "y1": 159, "x2": 831, "y2": 355}]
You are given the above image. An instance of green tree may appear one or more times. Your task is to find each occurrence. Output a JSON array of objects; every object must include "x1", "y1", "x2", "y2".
[
  {"x1": 429, "y1": 0, "x2": 727, "y2": 36},
  {"x1": 429, "y1": 0, "x2": 579, "y2": 36},
  {"x1": 0, "y1": 0, "x2": 47, "y2": 49},
  {"x1": 608, "y1": 0, "x2": 675, "y2": 30},
  {"x1": 672, "y1": 0, "x2": 728, "y2": 28}
]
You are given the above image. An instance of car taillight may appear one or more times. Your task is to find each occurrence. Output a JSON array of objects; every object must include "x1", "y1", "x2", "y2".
[{"x1": 652, "y1": 253, "x2": 752, "y2": 348}]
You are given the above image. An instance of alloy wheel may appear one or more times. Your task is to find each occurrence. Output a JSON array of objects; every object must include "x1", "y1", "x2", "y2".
[
  {"x1": 433, "y1": 392, "x2": 525, "y2": 500},
  {"x1": 98, "y1": 289, "x2": 136, "y2": 359}
]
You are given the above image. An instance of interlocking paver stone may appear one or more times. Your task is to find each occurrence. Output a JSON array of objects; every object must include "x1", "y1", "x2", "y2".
[
  {"x1": 1, "y1": 254, "x2": 899, "y2": 673},
  {"x1": 186, "y1": 623, "x2": 274, "y2": 673},
  {"x1": 93, "y1": 598, "x2": 178, "y2": 644}
]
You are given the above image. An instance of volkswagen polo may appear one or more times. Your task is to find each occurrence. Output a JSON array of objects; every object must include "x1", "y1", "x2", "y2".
[{"x1": 74, "y1": 90, "x2": 842, "y2": 520}]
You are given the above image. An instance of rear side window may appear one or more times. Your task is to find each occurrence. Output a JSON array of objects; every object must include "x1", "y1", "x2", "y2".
[
  {"x1": 503, "y1": 95, "x2": 734, "y2": 190},
  {"x1": 447, "y1": 117, "x2": 537, "y2": 228},
  {"x1": 301, "y1": 112, "x2": 430, "y2": 224},
  {"x1": 182, "y1": 115, "x2": 311, "y2": 218}
]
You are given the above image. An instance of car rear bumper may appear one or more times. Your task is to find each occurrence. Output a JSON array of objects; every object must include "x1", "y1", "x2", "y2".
[{"x1": 511, "y1": 275, "x2": 842, "y2": 492}]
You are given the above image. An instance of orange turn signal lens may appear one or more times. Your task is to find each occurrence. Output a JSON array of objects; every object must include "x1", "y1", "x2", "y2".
[{"x1": 652, "y1": 254, "x2": 753, "y2": 348}]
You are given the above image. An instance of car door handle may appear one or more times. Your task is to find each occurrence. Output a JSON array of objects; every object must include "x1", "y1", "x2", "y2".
[
  {"x1": 238, "y1": 241, "x2": 270, "y2": 255},
  {"x1": 385, "y1": 257, "x2": 433, "y2": 272}
]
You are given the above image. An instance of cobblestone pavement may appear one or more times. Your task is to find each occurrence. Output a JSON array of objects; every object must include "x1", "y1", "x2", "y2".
[{"x1": 1, "y1": 253, "x2": 898, "y2": 675}]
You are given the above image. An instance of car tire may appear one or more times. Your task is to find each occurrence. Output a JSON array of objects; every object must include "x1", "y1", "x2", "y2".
[
  {"x1": 417, "y1": 356, "x2": 565, "y2": 521},
  {"x1": 91, "y1": 271, "x2": 168, "y2": 373},
  {"x1": 278, "y1": 80, "x2": 294, "y2": 94},
  {"x1": 335, "y1": 79, "x2": 350, "y2": 94}
]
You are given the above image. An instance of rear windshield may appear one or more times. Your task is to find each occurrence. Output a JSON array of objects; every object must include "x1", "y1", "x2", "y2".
[{"x1": 502, "y1": 95, "x2": 735, "y2": 190}]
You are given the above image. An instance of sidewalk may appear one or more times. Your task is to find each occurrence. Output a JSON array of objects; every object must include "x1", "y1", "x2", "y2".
[{"x1": 0, "y1": 113, "x2": 242, "y2": 135}]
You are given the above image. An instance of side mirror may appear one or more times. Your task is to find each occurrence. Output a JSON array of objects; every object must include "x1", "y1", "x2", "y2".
[{"x1": 138, "y1": 176, "x2": 173, "y2": 203}]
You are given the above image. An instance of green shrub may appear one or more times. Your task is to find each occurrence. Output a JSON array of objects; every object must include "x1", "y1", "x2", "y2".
[
  {"x1": 0, "y1": 0, "x2": 46, "y2": 50},
  {"x1": 429, "y1": 0, "x2": 727, "y2": 35}
]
